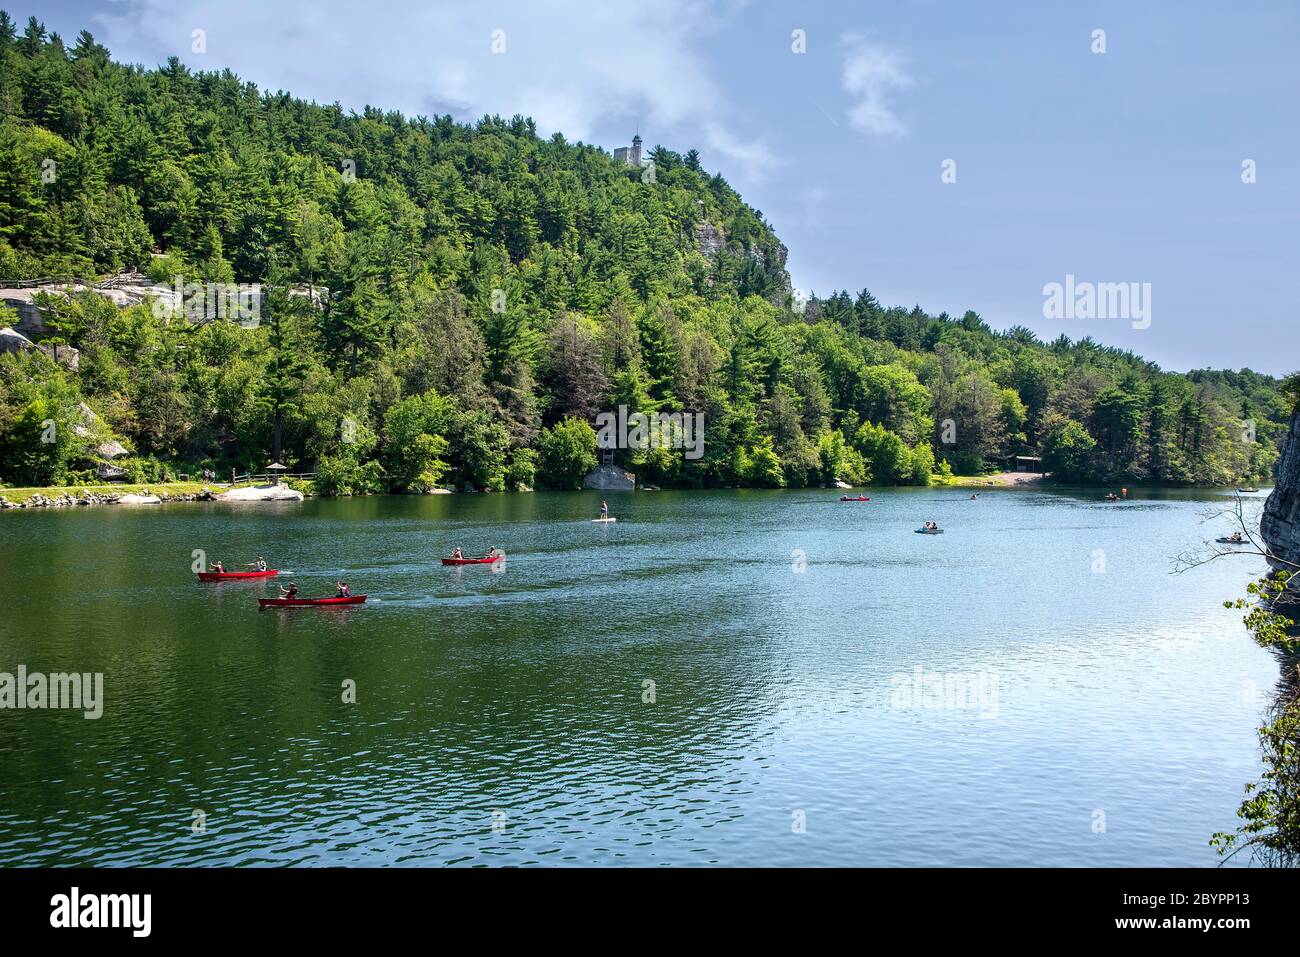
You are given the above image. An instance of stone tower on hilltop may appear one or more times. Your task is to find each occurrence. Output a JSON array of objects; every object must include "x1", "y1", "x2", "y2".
[{"x1": 613, "y1": 134, "x2": 643, "y2": 168}]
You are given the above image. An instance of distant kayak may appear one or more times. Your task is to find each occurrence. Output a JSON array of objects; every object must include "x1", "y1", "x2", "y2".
[
  {"x1": 258, "y1": 595, "x2": 366, "y2": 607},
  {"x1": 915, "y1": 528, "x2": 945, "y2": 535},
  {"x1": 1215, "y1": 537, "x2": 1247, "y2": 545},
  {"x1": 198, "y1": 569, "x2": 279, "y2": 581},
  {"x1": 839, "y1": 495, "x2": 870, "y2": 502},
  {"x1": 1237, "y1": 487, "x2": 1260, "y2": 493},
  {"x1": 592, "y1": 517, "x2": 617, "y2": 523},
  {"x1": 441, "y1": 555, "x2": 503, "y2": 565}
]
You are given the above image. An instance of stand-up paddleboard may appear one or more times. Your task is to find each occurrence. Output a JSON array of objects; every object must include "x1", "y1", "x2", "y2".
[{"x1": 592, "y1": 517, "x2": 617, "y2": 523}]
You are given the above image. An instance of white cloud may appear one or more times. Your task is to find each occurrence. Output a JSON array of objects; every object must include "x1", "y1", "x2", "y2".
[
  {"x1": 89, "y1": 0, "x2": 776, "y2": 178},
  {"x1": 839, "y1": 34, "x2": 913, "y2": 137}
]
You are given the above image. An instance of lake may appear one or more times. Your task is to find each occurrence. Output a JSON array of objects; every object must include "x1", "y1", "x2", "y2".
[{"x1": 0, "y1": 486, "x2": 1282, "y2": 866}]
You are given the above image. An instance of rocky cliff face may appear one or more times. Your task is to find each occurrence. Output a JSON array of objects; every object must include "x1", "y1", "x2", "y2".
[
  {"x1": 694, "y1": 222, "x2": 726, "y2": 258},
  {"x1": 692, "y1": 221, "x2": 792, "y2": 300},
  {"x1": 1262, "y1": 408, "x2": 1300, "y2": 571}
]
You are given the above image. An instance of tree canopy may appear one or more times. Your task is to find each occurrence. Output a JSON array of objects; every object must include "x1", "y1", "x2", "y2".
[{"x1": 0, "y1": 16, "x2": 1287, "y2": 491}]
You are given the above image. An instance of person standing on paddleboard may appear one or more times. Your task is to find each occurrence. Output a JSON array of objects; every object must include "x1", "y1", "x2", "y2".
[{"x1": 600, "y1": 500, "x2": 609, "y2": 519}]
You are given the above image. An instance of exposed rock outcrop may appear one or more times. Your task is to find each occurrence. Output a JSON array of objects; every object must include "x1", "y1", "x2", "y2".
[
  {"x1": 219, "y1": 484, "x2": 304, "y2": 502},
  {"x1": 583, "y1": 464, "x2": 636, "y2": 491},
  {"x1": 116, "y1": 493, "x2": 161, "y2": 505},
  {"x1": 694, "y1": 222, "x2": 726, "y2": 258},
  {"x1": 1262, "y1": 409, "x2": 1300, "y2": 571}
]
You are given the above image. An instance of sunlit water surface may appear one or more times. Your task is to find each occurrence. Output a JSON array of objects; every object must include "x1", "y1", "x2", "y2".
[{"x1": 0, "y1": 486, "x2": 1281, "y2": 866}]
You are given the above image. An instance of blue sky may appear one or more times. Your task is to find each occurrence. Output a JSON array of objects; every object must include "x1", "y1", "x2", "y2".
[{"x1": 16, "y1": 0, "x2": 1300, "y2": 374}]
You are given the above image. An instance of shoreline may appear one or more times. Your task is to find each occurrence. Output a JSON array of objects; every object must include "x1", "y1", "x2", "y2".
[
  {"x1": 1, "y1": 476, "x2": 1271, "y2": 510},
  {"x1": 0, "y1": 481, "x2": 311, "y2": 509}
]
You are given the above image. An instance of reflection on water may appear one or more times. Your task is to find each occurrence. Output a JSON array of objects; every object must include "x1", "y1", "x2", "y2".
[{"x1": 0, "y1": 486, "x2": 1281, "y2": 865}]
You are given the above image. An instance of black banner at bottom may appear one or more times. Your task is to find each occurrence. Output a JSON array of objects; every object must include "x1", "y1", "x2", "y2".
[{"x1": 0, "y1": 866, "x2": 1282, "y2": 943}]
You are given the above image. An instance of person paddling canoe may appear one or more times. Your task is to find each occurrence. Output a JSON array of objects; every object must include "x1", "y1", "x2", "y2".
[
  {"x1": 242, "y1": 557, "x2": 267, "y2": 572},
  {"x1": 451, "y1": 547, "x2": 464, "y2": 560},
  {"x1": 483, "y1": 546, "x2": 502, "y2": 560},
  {"x1": 335, "y1": 580, "x2": 351, "y2": 598},
  {"x1": 279, "y1": 582, "x2": 299, "y2": 599},
  {"x1": 209, "y1": 560, "x2": 226, "y2": 574}
]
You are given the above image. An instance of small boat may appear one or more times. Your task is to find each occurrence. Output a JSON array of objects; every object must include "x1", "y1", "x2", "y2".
[
  {"x1": 839, "y1": 495, "x2": 870, "y2": 502},
  {"x1": 197, "y1": 569, "x2": 279, "y2": 582},
  {"x1": 915, "y1": 528, "x2": 945, "y2": 535},
  {"x1": 1237, "y1": 487, "x2": 1260, "y2": 493},
  {"x1": 258, "y1": 595, "x2": 366, "y2": 608},
  {"x1": 1215, "y1": 536, "x2": 1247, "y2": 545},
  {"x1": 441, "y1": 555, "x2": 503, "y2": 566},
  {"x1": 592, "y1": 517, "x2": 617, "y2": 523}
]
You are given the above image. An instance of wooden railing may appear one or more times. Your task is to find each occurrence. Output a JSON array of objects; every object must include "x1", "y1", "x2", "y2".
[{"x1": 229, "y1": 470, "x2": 317, "y2": 484}]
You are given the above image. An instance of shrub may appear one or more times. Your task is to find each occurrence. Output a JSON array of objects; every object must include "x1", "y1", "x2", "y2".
[{"x1": 538, "y1": 418, "x2": 597, "y2": 490}]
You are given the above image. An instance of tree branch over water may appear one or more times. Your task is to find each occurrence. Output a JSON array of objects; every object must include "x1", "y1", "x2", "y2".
[{"x1": 1177, "y1": 493, "x2": 1300, "y2": 866}]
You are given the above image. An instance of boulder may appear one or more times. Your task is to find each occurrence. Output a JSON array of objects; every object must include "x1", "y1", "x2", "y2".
[
  {"x1": 116, "y1": 493, "x2": 162, "y2": 505},
  {"x1": 583, "y1": 464, "x2": 636, "y2": 491},
  {"x1": 219, "y1": 484, "x2": 305, "y2": 502}
]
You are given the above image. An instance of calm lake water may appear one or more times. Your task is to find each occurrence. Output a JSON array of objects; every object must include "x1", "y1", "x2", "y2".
[{"x1": 0, "y1": 486, "x2": 1283, "y2": 866}]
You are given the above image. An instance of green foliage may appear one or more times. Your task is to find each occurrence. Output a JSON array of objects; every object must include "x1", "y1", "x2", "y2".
[
  {"x1": 816, "y1": 429, "x2": 868, "y2": 486},
  {"x1": 537, "y1": 418, "x2": 597, "y2": 490},
  {"x1": 1214, "y1": 568, "x2": 1300, "y2": 864},
  {"x1": 0, "y1": 21, "x2": 1289, "y2": 494},
  {"x1": 1040, "y1": 416, "x2": 1099, "y2": 482},
  {"x1": 506, "y1": 446, "x2": 536, "y2": 491},
  {"x1": 385, "y1": 391, "x2": 452, "y2": 491},
  {"x1": 315, "y1": 453, "x2": 385, "y2": 496},
  {"x1": 1210, "y1": 700, "x2": 1300, "y2": 866}
]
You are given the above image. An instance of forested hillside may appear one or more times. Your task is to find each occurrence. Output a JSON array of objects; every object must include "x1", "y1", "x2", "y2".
[{"x1": 0, "y1": 15, "x2": 1290, "y2": 492}]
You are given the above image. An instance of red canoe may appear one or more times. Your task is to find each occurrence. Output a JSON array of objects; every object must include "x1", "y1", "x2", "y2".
[
  {"x1": 839, "y1": 496, "x2": 870, "y2": 502},
  {"x1": 441, "y1": 556, "x2": 503, "y2": 565},
  {"x1": 198, "y1": 569, "x2": 280, "y2": 582},
  {"x1": 258, "y1": 595, "x2": 366, "y2": 608}
]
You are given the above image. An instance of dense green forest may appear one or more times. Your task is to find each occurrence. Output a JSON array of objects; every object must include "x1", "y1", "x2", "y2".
[{"x1": 0, "y1": 15, "x2": 1291, "y2": 493}]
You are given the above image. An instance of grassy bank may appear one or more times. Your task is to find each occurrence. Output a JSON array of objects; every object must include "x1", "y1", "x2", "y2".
[
  {"x1": 0, "y1": 482, "x2": 214, "y2": 504},
  {"x1": 1, "y1": 479, "x2": 315, "y2": 505},
  {"x1": 945, "y1": 472, "x2": 1049, "y2": 488}
]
